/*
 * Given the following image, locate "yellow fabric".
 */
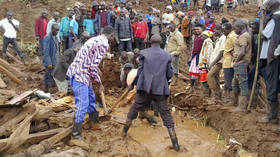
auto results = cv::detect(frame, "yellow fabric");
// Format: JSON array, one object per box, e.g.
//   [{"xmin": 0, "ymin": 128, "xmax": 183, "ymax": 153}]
[
  {"xmin": 222, "ymin": 31, "xmax": 237, "ymax": 68},
  {"xmin": 199, "ymin": 38, "xmax": 213, "ymax": 69},
  {"xmin": 202, "ymin": 31, "xmax": 213, "ymax": 38},
  {"xmin": 166, "ymin": 30, "xmax": 186, "ymax": 56}
]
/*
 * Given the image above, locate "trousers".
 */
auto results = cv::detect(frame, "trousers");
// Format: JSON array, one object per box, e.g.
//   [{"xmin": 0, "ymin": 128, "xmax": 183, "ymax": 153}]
[
  {"xmin": 44, "ymin": 68, "xmax": 56, "ymax": 88},
  {"xmin": 266, "ymin": 59, "xmax": 280, "ymax": 104},
  {"xmin": 119, "ymin": 40, "xmax": 132, "ymax": 52},
  {"xmin": 207, "ymin": 63, "xmax": 222, "ymax": 90},
  {"xmin": 2, "ymin": 36, "xmax": 23, "ymax": 58},
  {"xmin": 232, "ymin": 62, "xmax": 249, "ymax": 96},
  {"xmin": 127, "ymin": 91, "xmax": 174, "ymax": 128},
  {"xmin": 224, "ymin": 68, "xmax": 234, "ymax": 90},
  {"xmin": 70, "ymin": 77, "xmax": 98, "ymax": 123}
]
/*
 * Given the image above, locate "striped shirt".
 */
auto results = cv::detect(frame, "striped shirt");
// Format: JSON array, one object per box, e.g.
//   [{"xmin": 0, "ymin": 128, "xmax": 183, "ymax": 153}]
[{"xmin": 66, "ymin": 35, "xmax": 109, "ymax": 86}]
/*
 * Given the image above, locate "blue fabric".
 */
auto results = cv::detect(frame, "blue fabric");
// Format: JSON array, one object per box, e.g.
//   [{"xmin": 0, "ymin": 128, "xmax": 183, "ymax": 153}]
[
  {"xmin": 68, "ymin": 33, "xmax": 80, "ymax": 49},
  {"xmin": 200, "ymin": 18, "xmax": 205, "ymax": 25},
  {"xmin": 83, "ymin": 18, "xmax": 96, "ymax": 35},
  {"xmin": 59, "ymin": 16, "xmax": 71, "ymax": 38},
  {"xmin": 145, "ymin": 14, "xmax": 154, "ymax": 27},
  {"xmin": 107, "ymin": 10, "xmax": 115, "ymax": 27},
  {"xmin": 70, "ymin": 19, "xmax": 79, "ymax": 35},
  {"xmin": 43, "ymin": 34, "xmax": 58, "ymax": 67},
  {"xmin": 70, "ymin": 77, "xmax": 97, "ymax": 123}
]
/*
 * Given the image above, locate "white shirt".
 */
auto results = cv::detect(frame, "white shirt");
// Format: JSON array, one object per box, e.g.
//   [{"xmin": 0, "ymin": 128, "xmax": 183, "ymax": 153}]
[
  {"xmin": 46, "ymin": 18, "xmax": 60, "ymax": 42},
  {"xmin": 0, "ymin": 18, "xmax": 19, "ymax": 38},
  {"xmin": 260, "ymin": 10, "xmax": 280, "ymax": 59},
  {"xmin": 162, "ymin": 13, "xmax": 174, "ymax": 24}
]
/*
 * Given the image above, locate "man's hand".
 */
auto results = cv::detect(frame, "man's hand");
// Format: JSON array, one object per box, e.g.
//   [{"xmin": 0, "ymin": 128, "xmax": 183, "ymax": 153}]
[{"xmin": 47, "ymin": 65, "xmax": 53, "ymax": 69}]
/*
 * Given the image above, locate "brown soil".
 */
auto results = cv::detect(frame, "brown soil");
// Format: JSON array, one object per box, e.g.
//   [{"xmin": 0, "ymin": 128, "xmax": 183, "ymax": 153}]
[{"xmin": 0, "ymin": 0, "xmax": 271, "ymax": 157}]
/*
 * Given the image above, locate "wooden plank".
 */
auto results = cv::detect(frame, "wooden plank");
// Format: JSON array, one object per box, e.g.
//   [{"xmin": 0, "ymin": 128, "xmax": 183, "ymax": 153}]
[
  {"xmin": 0, "ymin": 77, "xmax": 7, "ymax": 88},
  {"xmin": 0, "ymin": 65, "xmax": 26, "ymax": 87},
  {"xmin": 5, "ymin": 90, "xmax": 34, "ymax": 105},
  {"xmin": 26, "ymin": 128, "xmax": 65, "ymax": 145},
  {"xmin": 0, "ymin": 58, "xmax": 25, "ymax": 77}
]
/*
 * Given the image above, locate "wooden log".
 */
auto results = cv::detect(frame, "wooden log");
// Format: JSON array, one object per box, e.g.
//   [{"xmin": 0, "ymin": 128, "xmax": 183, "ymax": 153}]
[
  {"xmin": 0, "ymin": 109, "xmax": 37, "ymax": 153},
  {"xmin": 24, "ymin": 127, "xmax": 72, "ymax": 156},
  {"xmin": 30, "ymin": 121, "xmax": 49, "ymax": 133},
  {"xmin": 0, "ymin": 107, "xmax": 22, "ymax": 125},
  {"xmin": 6, "ymin": 51, "xmax": 23, "ymax": 65},
  {"xmin": 0, "ymin": 65, "xmax": 26, "ymax": 87},
  {"xmin": 0, "ymin": 58, "xmax": 25, "ymax": 77},
  {"xmin": 26, "ymin": 128, "xmax": 65, "ymax": 145},
  {"xmin": 0, "ymin": 103, "xmax": 36, "ymax": 136},
  {"xmin": 0, "ymin": 77, "xmax": 7, "ymax": 88}
]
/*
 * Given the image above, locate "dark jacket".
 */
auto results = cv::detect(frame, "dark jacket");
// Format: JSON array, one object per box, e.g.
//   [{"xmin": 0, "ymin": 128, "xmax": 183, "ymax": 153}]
[
  {"xmin": 133, "ymin": 45, "xmax": 173, "ymax": 96},
  {"xmin": 43, "ymin": 34, "xmax": 58, "ymax": 67},
  {"xmin": 268, "ymin": 14, "xmax": 280, "ymax": 64},
  {"xmin": 52, "ymin": 49, "xmax": 76, "ymax": 81},
  {"xmin": 114, "ymin": 16, "xmax": 133, "ymax": 40}
]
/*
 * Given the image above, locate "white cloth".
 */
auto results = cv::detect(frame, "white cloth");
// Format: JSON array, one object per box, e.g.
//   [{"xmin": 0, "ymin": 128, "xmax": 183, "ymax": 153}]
[
  {"xmin": 260, "ymin": 10, "xmax": 280, "ymax": 59},
  {"xmin": 46, "ymin": 18, "xmax": 60, "ymax": 42},
  {"xmin": 162, "ymin": 13, "xmax": 174, "ymax": 24},
  {"xmin": 206, "ymin": 0, "xmax": 212, "ymax": 7},
  {"xmin": 209, "ymin": 35, "xmax": 226, "ymax": 64},
  {"xmin": 0, "ymin": 18, "xmax": 19, "ymax": 38},
  {"xmin": 219, "ymin": 0, "xmax": 225, "ymax": 4},
  {"xmin": 127, "ymin": 69, "xmax": 138, "ymax": 86}
]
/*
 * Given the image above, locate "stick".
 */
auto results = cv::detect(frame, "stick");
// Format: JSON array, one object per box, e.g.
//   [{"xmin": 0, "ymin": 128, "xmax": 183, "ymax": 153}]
[
  {"xmin": 248, "ymin": 9, "xmax": 264, "ymax": 109},
  {"xmin": 0, "ymin": 58, "xmax": 25, "ymax": 77},
  {"xmin": 113, "ymin": 88, "xmax": 130, "ymax": 108},
  {"xmin": 6, "ymin": 51, "xmax": 23, "ymax": 65}
]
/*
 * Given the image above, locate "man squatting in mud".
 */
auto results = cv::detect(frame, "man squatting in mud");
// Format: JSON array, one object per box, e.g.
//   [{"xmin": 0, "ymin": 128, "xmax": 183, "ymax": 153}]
[
  {"xmin": 123, "ymin": 34, "xmax": 180, "ymax": 151},
  {"xmin": 66, "ymin": 26, "xmax": 115, "ymax": 139}
]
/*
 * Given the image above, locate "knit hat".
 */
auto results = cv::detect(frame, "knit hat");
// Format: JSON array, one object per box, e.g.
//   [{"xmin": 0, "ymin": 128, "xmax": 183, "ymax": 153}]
[
  {"xmin": 92, "ymin": 1, "xmax": 99, "ymax": 7},
  {"xmin": 166, "ymin": 5, "xmax": 173, "ymax": 11},
  {"xmin": 150, "ymin": 34, "xmax": 162, "ymax": 44},
  {"xmin": 202, "ymin": 31, "xmax": 213, "ymax": 38}
]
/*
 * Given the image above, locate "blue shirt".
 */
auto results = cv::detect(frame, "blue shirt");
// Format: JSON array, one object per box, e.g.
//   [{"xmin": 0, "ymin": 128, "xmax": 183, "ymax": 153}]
[
  {"xmin": 70, "ymin": 19, "xmax": 79, "ymax": 35},
  {"xmin": 59, "ymin": 16, "xmax": 71, "ymax": 38},
  {"xmin": 145, "ymin": 14, "xmax": 154, "ymax": 27},
  {"xmin": 83, "ymin": 18, "xmax": 96, "ymax": 35}
]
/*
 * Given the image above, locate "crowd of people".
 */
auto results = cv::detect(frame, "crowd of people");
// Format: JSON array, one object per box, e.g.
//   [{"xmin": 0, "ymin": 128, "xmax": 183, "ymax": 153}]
[{"xmin": 1, "ymin": 0, "xmax": 280, "ymax": 152}]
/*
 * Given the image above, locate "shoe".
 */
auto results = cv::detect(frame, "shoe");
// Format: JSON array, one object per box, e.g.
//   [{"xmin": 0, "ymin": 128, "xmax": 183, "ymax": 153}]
[
  {"xmin": 72, "ymin": 122, "xmax": 83, "ymax": 139},
  {"xmin": 168, "ymin": 127, "xmax": 180, "ymax": 151},
  {"xmin": 122, "ymin": 119, "xmax": 132, "ymax": 137},
  {"xmin": 89, "ymin": 112, "xmax": 100, "ymax": 130},
  {"xmin": 261, "ymin": 102, "xmax": 279, "ymax": 123},
  {"xmin": 232, "ymin": 96, "xmax": 248, "ymax": 112}
]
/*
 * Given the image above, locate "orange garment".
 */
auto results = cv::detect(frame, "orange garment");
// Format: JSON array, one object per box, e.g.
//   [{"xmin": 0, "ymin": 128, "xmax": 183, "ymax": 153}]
[{"xmin": 181, "ymin": 16, "xmax": 192, "ymax": 37}]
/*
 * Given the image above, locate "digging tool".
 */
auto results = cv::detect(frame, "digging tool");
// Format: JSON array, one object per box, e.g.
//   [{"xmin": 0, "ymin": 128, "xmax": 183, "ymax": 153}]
[
  {"xmin": 98, "ymin": 91, "xmax": 112, "ymax": 121},
  {"xmin": 112, "ymin": 88, "xmax": 130, "ymax": 109},
  {"xmin": 248, "ymin": 2, "xmax": 264, "ymax": 110}
]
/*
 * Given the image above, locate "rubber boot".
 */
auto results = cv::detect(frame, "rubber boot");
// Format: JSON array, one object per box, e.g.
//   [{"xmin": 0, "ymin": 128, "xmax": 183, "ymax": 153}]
[
  {"xmin": 261, "ymin": 102, "xmax": 279, "ymax": 123},
  {"xmin": 228, "ymin": 92, "xmax": 239, "ymax": 106},
  {"xmin": 232, "ymin": 96, "xmax": 248, "ymax": 112},
  {"xmin": 168, "ymin": 127, "xmax": 180, "ymax": 151},
  {"xmin": 72, "ymin": 122, "xmax": 83, "ymax": 139},
  {"xmin": 70, "ymin": 122, "xmax": 90, "ymax": 150},
  {"xmin": 122, "ymin": 118, "xmax": 132, "ymax": 137},
  {"xmin": 89, "ymin": 112, "xmax": 100, "ymax": 130}
]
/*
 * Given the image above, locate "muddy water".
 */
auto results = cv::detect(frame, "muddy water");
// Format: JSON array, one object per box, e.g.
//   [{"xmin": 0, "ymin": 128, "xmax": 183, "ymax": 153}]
[{"xmin": 112, "ymin": 106, "xmax": 226, "ymax": 157}]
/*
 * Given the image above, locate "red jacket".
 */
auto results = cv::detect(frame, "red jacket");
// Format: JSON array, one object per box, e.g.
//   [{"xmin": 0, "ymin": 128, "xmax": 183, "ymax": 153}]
[
  {"xmin": 132, "ymin": 21, "xmax": 148, "ymax": 39},
  {"xmin": 35, "ymin": 16, "xmax": 49, "ymax": 39}
]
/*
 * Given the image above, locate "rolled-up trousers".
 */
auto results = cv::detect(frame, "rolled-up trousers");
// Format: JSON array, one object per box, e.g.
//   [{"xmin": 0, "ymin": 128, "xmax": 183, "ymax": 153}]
[{"xmin": 127, "ymin": 91, "xmax": 174, "ymax": 128}]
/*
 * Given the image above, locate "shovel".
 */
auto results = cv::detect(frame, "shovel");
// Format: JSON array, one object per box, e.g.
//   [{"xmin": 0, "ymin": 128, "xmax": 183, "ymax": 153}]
[{"xmin": 98, "ymin": 91, "xmax": 113, "ymax": 122}]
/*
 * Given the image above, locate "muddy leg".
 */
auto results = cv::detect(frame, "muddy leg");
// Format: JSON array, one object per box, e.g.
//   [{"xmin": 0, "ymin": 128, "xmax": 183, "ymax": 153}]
[
  {"xmin": 123, "ymin": 92, "xmax": 151, "ymax": 137},
  {"xmin": 154, "ymin": 95, "xmax": 179, "ymax": 151}
]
